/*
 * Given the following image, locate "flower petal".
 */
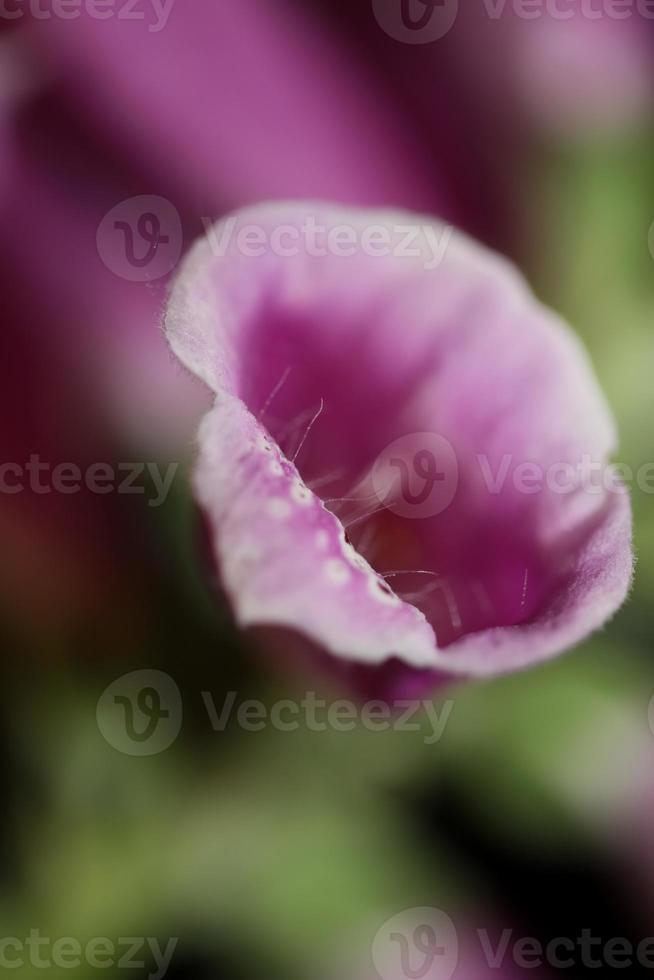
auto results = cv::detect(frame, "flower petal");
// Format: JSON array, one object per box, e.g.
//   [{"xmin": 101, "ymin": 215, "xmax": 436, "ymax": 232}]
[
  {"xmin": 29, "ymin": 1, "xmax": 442, "ymax": 212},
  {"xmin": 436, "ymin": 487, "xmax": 633, "ymax": 677},
  {"xmin": 194, "ymin": 396, "xmax": 437, "ymax": 668},
  {"xmin": 0, "ymin": 136, "xmax": 208, "ymax": 453},
  {"xmin": 167, "ymin": 202, "xmax": 632, "ymax": 680}
]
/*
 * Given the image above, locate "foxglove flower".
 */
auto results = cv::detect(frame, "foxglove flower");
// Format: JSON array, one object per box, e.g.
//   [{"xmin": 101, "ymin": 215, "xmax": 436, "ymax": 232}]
[{"xmin": 166, "ymin": 203, "xmax": 632, "ymax": 690}]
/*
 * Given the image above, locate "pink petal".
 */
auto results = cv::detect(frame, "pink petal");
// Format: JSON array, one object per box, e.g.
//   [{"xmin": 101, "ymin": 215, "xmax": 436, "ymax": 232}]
[
  {"xmin": 0, "ymin": 135, "xmax": 208, "ymax": 452},
  {"xmin": 29, "ymin": 0, "xmax": 443, "ymax": 212},
  {"xmin": 166, "ymin": 202, "xmax": 633, "ymax": 681},
  {"xmin": 194, "ymin": 398, "xmax": 437, "ymax": 668}
]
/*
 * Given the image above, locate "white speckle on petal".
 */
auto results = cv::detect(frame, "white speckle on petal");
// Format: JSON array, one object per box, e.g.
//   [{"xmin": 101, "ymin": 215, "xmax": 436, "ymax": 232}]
[
  {"xmin": 269, "ymin": 461, "xmax": 283, "ymax": 476},
  {"xmin": 291, "ymin": 479, "xmax": 312, "ymax": 506},
  {"xmin": 343, "ymin": 542, "xmax": 370, "ymax": 572},
  {"xmin": 324, "ymin": 559, "xmax": 351, "ymax": 585},
  {"xmin": 267, "ymin": 497, "xmax": 291, "ymax": 520},
  {"xmin": 316, "ymin": 530, "xmax": 330, "ymax": 551},
  {"xmin": 238, "ymin": 545, "xmax": 262, "ymax": 564}
]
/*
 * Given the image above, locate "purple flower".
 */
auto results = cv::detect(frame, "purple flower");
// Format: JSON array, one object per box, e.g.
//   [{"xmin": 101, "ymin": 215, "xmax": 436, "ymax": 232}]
[
  {"xmin": 28, "ymin": 0, "xmax": 444, "ymax": 213},
  {"xmin": 1, "ymin": 0, "xmax": 447, "ymax": 453},
  {"xmin": 166, "ymin": 202, "xmax": 632, "ymax": 690}
]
